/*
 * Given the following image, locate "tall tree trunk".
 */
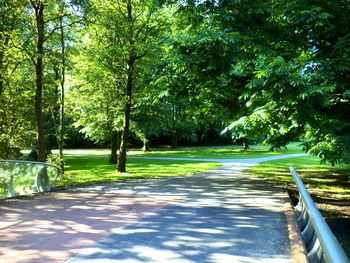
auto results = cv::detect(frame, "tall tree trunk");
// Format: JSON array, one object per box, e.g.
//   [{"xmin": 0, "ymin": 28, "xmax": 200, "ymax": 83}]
[
  {"xmin": 117, "ymin": 57, "xmax": 134, "ymax": 172},
  {"xmin": 171, "ymin": 126, "xmax": 177, "ymax": 149},
  {"xmin": 59, "ymin": 16, "xmax": 65, "ymax": 172},
  {"xmin": 242, "ymin": 137, "xmax": 249, "ymax": 150},
  {"xmin": 117, "ymin": 0, "xmax": 134, "ymax": 173},
  {"xmin": 142, "ymin": 136, "xmax": 150, "ymax": 152},
  {"xmin": 171, "ymin": 102, "xmax": 177, "ymax": 149},
  {"xmin": 109, "ymin": 130, "xmax": 119, "ymax": 164},
  {"xmin": 33, "ymin": 1, "xmax": 46, "ymax": 162}
]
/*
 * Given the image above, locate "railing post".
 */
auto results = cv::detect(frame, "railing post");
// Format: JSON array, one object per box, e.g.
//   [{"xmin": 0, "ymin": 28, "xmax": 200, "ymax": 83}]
[{"xmin": 9, "ymin": 175, "xmax": 15, "ymax": 197}]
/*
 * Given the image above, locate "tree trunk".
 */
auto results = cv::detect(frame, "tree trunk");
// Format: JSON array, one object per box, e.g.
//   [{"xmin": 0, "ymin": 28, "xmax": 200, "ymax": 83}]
[
  {"xmin": 142, "ymin": 136, "xmax": 150, "ymax": 152},
  {"xmin": 242, "ymin": 137, "xmax": 249, "ymax": 150},
  {"xmin": 117, "ymin": 0, "xmax": 134, "ymax": 173},
  {"xmin": 171, "ymin": 102, "xmax": 177, "ymax": 149},
  {"xmin": 117, "ymin": 58, "xmax": 134, "ymax": 172},
  {"xmin": 59, "ymin": 16, "xmax": 65, "ymax": 172},
  {"xmin": 34, "ymin": 1, "xmax": 46, "ymax": 162},
  {"xmin": 171, "ymin": 126, "xmax": 177, "ymax": 149},
  {"xmin": 109, "ymin": 130, "xmax": 119, "ymax": 164}
]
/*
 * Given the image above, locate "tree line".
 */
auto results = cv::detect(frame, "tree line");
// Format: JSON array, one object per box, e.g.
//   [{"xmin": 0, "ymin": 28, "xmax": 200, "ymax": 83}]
[{"xmin": 0, "ymin": 0, "xmax": 349, "ymax": 172}]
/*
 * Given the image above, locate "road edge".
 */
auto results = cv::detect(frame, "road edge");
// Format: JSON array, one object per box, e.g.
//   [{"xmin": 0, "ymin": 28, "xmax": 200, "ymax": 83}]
[{"xmin": 284, "ymin": 201, "xmax": 309, "ymax": 263}]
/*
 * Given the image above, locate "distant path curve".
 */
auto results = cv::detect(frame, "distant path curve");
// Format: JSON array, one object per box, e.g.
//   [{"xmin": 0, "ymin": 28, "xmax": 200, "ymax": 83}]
[{"xmin": 130, "ymin": 153, "xmax": 309, "ymax": 164}]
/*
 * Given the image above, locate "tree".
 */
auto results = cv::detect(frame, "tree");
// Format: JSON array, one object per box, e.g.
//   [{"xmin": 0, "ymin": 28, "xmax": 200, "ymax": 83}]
[
  {"xmin": 46, "ymin": 1, "xmax": 84, "ymax": 169},
  {"xmin": 27, "ymin": 0, "xmax": 47, "ymax": 161},
  {"xmin": 283, "ymin": 0, "xmax": 350, "ymax": 165},
  {"xmin": 158, "ymin": 0, "xmax": 274, "ymax": 148},
  {"xmin": 69, "ymin": 1, "xmax": 128, "ymax": 164},
  {"xmin": 84, "ymin": 0, "xmax": 165, "ymax": 172},
  {"xmin": 20, "ymin": 0, "xmax": 80, "ymax": 162},
  {"xmin": 0, "ymin": 1, "xmax": 35, "ymax": 159},
  {"xmin": 67, "ymin": 66, "xmax": 124, "ymax": 163},
  {"xmin": 222, "ymin": 0, "xmax": 350, "ymax": 165},
  {"xmin": 116, "ymin": 0, "xmax": 165, "ymax": 172}
]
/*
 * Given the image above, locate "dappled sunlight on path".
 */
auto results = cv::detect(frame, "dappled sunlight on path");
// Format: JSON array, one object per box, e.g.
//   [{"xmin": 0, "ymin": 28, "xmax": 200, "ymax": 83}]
[
  {"xmin": 0, "ymin": 193, "xmax": 171, "ymax": 263},
  {"xmin": 0, "ymin": 154, "xmax": 304, "ymax": 262}
]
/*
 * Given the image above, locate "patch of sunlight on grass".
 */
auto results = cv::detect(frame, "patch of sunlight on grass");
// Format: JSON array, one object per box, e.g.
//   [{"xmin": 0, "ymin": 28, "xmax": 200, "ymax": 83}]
[
  {"xmin": 248, "ymin": 155, "xmax": 350, "ymax": 203},
  {"xmin": 54, "ymin": 155, "xmax": 220, "ymax": 189},
  {"xmin": 131, "ymin": 142, "xmax": 304, "ymax": 159},
  {"xmin": 27, "ymin": 142, "xmax": 303, "ymax": 160}
]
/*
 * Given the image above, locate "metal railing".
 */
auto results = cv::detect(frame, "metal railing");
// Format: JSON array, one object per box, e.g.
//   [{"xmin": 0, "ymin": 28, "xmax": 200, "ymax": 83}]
[
  {"xmin": 290, "ymin": 166, "xmax": 350, "ymax": 263},
  {"xmin": 0, "ymin": 160, "xmax": 61, "ymax": 199}
]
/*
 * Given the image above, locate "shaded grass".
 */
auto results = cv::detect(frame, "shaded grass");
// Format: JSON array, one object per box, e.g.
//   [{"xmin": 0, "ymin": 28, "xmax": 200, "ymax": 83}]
[
  {"xmin": 132, "ymin": 142, "xmax": 303, "ymax": 159},
  {"xmin": 247, "ymin": 155, "xmax": 350, "ymax": 211},
  {"xmin": 54, "ymin": 155, "xmax": 220, "ymax": 189}
]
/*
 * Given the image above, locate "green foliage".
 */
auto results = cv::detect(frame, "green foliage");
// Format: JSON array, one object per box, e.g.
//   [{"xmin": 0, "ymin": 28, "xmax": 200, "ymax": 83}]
[
  {"xmin": 0, "ymin": 1, "xmax": 34, "ymax": 158},
  {"xmin": 219, "ymin": 0, "xmax": 350, "ymax": 164},
  {"xmin": 305, "ymin": 135, "xmax": 350, "ymax": 166},
  {"xmin": 1, "ymin": 0, "xmax": 349, "ymax": 168},
  {"xmin": 46, "ymin": 154, "xmax": 65, "ymax": 168}
]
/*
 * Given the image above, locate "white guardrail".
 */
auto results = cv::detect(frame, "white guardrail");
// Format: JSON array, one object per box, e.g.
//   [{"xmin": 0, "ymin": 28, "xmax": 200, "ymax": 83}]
[
  {"xmin": 290, "ymin": 166, "xmax": 350, "ymax": 263},
  {"xmin": 0, "ymin": 160, "xmax": 61, "ymax": 198}
]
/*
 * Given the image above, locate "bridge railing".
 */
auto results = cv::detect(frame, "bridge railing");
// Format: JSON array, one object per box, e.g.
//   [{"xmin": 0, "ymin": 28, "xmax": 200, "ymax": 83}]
[
  {"xmin": 290, "ymin": 166, "xmax": 349, "ymax": 263},
  {"xmin": 0, "ymin": 160, "xmax": 61, "ymax": 199}
]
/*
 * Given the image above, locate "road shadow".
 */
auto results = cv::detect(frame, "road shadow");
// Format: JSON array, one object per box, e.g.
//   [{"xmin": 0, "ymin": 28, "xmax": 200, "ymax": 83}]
[{"xmin": 66, "ymin": 204, "xmax": 290, "ymax": 263}]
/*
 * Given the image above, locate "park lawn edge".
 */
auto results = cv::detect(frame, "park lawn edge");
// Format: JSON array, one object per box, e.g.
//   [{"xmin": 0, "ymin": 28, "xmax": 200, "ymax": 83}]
[
  {"xmin": 245, "ymin": 155, "xmax": 350, "ymax": 218},
  {"xmin": 245, "ymin": 155, "xmax": 350, "ymax": 256},
  {"xmin": 54, "ymin": 156, "xmax": 221, "ymax": 189}
]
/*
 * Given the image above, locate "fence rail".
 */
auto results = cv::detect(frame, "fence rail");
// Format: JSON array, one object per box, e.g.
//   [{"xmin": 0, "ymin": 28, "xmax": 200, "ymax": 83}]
[
  {"xmin": 0, "ymin": 160, "xmax": 61, "ymax": 199},
  {"xmin": 290, "ymin": 166, "xmax": 350, "ymax": 263}
]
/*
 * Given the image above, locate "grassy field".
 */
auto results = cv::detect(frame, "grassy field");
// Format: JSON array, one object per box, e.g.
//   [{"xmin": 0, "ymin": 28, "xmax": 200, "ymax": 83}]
[
  {"xmin": 246, "ymin": 155, "xmax": 350, "ymax": 255},
  {"xmin": 47, "ymin": 142, "xmax": 303, "ymax": 160},
  {"xmin": 247, "ymin": 155, "xmax": 350, "ymax": 217},
  {"xmin": 54, "ymin": 155, "xmax": 220, "ymax": 189},
  {"xmin": 130, "ymin": 142, "xmax": 303, "ymax": 159},
  {"xmin": 54, "ymin": 143, "xmax": 303, "ymax": 188}
]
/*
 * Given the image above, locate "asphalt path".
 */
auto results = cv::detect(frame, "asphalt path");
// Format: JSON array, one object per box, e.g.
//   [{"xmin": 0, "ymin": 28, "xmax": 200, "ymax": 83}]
[{"xmin": 0, "ymin": 154, "xmax": 307, "ymax": 263}]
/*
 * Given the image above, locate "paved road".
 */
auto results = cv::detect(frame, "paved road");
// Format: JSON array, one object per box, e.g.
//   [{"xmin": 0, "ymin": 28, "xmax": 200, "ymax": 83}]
[{"xmin": 0, "ymin": 154, "xmax": 307, "ymax": 263}]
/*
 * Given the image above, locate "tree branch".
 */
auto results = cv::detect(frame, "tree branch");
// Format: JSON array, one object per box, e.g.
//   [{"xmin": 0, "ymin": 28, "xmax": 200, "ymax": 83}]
[
  {"xmin": 10, "ymin": 62, "xmax": 21, "ymax": 76},
  {"xmin": 44, "ymin": 13, "xmax": 69, "ymax": 24},
  {"xmin": 10, "ymin": 39, "xmax": 36, "ymax": 65},
  {"xmin": 111, "ymin": 0, "xmax": 126, "ymax": 19},
  {"xmin": 29, "ymin": 0, "xmax": 37, "ymax": 9},
  {"xmin": 44, "ymin": 19, "xmax": 83, "ymax": 41}
]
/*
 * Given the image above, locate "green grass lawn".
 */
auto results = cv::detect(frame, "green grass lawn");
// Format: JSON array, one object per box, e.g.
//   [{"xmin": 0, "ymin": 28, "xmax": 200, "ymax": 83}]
[
  {"xmin": 47, "ymin": 142, "xmax": 303, "ymax": 159},
  {"xmin": 131, "ymin": 142, "xmax": 303, "ymax": 159},
  {"xmin": 247, "ymin": 155, "xmax": 350, "ymax": 210},
  {"xmin": 54, "ymin": 155, "xmax": 220, "ymax": 189},
  {"xmin": 53, "ymin": 143, "xmax": 303, "ymax": 188}
]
